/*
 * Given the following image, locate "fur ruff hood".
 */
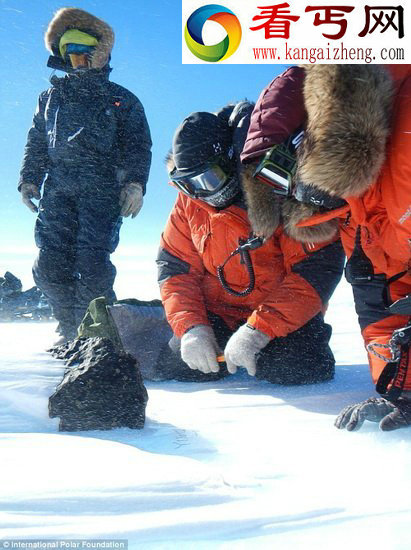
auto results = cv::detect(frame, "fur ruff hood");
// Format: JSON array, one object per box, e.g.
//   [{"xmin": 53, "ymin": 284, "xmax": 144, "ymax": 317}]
[
  {"xmin": 243, "ymin": 64, "xmax": 393, "ymax": 242},
  {"xmin": 45, "ymin": 8, "xmax": 114, "ymax": 70},
  {"xmin": 297, "ymin": 64, "xmax": 393, "ymax": 198}
]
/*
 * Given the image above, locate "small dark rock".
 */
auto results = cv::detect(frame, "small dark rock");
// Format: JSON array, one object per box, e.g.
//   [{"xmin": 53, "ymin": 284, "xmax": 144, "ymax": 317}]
[
  {"xmin": 0, "ymin": 271, "xmax": 52, "ymax": 321},
  {"xmin": 49, "ymin": 337, "xmax": 148, "ymax": 432}
]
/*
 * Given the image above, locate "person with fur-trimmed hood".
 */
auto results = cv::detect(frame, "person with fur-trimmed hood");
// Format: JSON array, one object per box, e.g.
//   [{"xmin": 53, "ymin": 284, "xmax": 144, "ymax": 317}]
[
  {"xmin": 18, "ymin": 8, "xmax": 152, "ymax": 344},
  {"xmin": 155, "ymin": 100, "xmax": 344, "ymax": 383},
  {"xmin": 241, "ymin": 65, "xmax": 411, "ymax": 431}
]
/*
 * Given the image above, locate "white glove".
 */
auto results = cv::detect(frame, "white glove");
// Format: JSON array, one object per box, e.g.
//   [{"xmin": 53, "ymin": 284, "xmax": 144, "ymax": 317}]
[
  {"xmin": 224, "ymin": 324, "xmax": 270, "ymax": 376},
  {"xmin": 20, "ymin": 183, "xmax": 41, "ymax": 213},
  {"xmin": 119, "ymin": 182, "xmax": 144, "ymax": 218},
  {"xmin": 180, "ymin": 325, "xmax": 220, "ymax": 374}
]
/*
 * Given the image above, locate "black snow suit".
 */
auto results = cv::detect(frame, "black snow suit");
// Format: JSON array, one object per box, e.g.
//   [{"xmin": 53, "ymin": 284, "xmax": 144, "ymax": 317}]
[{"xmin": 19, "ymin": 68, "xmax": 152, "ymax": 337}]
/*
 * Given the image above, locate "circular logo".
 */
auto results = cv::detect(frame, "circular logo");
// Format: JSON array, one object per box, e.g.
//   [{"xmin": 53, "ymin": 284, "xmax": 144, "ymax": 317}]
[{"xmin": 185, "ymin": 4, "xmax": 242, "ymax": 62}]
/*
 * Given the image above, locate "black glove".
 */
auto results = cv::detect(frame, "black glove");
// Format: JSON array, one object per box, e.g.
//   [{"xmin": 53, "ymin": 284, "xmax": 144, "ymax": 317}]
[{"xmin": 335, "ymin": 397, "xmax": 411, "ymax": 432}]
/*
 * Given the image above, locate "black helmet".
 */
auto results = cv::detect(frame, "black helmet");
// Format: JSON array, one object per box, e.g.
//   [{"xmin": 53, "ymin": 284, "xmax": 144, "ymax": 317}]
[{"xmin": 170, "ymin": 111, "xmax": 240, "ymax": 207}]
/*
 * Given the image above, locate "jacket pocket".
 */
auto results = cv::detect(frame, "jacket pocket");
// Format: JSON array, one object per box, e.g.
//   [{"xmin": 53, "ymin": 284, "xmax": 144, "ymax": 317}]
[
  {"xmin": 84, "ymin": 107, "xmax": 118, "ymax": 154},
  {"xmin": 191, "ymin": 218, "xmax": 211, "ymax": 254}
]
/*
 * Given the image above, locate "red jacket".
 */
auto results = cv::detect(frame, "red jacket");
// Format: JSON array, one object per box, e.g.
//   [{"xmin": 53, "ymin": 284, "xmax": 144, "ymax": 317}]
[{"xmin": 158, "ymin": 193, "xmax": 344, "ymax": 339}]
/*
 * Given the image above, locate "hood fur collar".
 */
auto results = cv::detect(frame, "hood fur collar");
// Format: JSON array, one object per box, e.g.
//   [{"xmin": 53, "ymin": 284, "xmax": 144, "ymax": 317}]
[
  {"xmin": 241, "ymin": 164, "xmax": 282, "ymax": 238},
  {"xmin": 297, "ymin": 64, "xmax": 393, "ymax": 198},
  {"xmin": 45, "ymin": 8, "xmax": 114, "ymax": 70}
]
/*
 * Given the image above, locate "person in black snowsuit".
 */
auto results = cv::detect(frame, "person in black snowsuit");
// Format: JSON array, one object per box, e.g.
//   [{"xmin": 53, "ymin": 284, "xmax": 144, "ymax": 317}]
[{"xmin": 18, "ymin": 8, "xmax": 152, "ymax": 343}]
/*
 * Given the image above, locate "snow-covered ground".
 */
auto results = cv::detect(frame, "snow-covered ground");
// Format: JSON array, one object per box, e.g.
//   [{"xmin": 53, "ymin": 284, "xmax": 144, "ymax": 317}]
[{"xmin": 1, "ymin": 280, "xmax": 410, "ymax": 549}]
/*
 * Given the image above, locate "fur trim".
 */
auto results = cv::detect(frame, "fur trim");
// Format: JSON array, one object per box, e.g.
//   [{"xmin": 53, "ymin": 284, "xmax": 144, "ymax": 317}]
[
  {"xmin": 281, "ymin": 199, "xmax": 339, "ymax": 243},
  {"xmin": 45, "ymin": 8, "xmax": 114, "ymax": 69},
  {"xmin": 297, "ymin": 65, "xmax": 393, "ymax": 198},
  {"xmin": 241, "ymin": 163, "xmax": 282, "ymax": 238}
]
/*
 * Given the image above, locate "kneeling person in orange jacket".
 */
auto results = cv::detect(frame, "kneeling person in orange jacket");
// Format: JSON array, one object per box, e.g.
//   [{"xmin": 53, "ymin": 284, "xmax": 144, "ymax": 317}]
[{"xmin": 155, "ymin": 102, "xmax": 345, "ymax": 383}]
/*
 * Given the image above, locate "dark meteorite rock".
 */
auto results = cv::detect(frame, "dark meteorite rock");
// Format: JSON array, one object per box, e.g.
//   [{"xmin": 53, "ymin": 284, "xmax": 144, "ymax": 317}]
[{"xmin": 49, "ymin": 338, "xmax": 148, "ymax": 432}]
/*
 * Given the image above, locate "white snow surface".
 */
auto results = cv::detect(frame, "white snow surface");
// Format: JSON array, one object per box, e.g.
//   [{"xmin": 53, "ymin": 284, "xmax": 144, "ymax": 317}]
[{"xmin": 0, "ymin": 281, "xmax": 410, "ymax": 549}]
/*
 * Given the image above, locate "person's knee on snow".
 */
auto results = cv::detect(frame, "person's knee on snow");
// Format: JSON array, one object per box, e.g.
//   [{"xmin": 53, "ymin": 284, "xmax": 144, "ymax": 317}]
[{"xmin": 255, "ymin": 314, "xmax": 335, "ymax": 385}]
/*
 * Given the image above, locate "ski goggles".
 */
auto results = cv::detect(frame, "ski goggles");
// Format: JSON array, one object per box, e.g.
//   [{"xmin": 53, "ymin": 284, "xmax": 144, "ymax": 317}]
[
  {"xmin": 253, "ymin": 141, "xmax": 298, "ymax": 197},
  {"xmin": 65, "ymin": 43, "xmax": 96, "ymax": 56},
  {"xmin": 253, "ymin": 137, "xmax": 347, "ymax": 211},
  {"xmin": 169, "ymin": 162, "xmax": 231, "ymax": 199}
]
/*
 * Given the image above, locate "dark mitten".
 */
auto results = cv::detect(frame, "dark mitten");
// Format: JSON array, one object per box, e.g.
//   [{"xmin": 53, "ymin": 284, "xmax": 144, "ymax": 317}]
[
  {"xmin": 335, "ymin": 397, "xmax": 395, "ymax": 431},
  {"xmin": 379, "ymin": 398, "xmax": 411, "ymax": 431}
]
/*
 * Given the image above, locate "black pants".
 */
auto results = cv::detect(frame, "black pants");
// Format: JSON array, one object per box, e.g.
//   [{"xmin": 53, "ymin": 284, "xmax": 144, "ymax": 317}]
[
  {"xmin": 156, "ymin": 312, "xmax": 335, "ymax": 384},
  {"xmin": 33, "ymin": 179, "xmax": 122, "ymax": 338}
]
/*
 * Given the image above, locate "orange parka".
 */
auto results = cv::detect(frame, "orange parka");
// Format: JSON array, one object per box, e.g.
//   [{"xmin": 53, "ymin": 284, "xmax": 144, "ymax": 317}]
[{"xmin": 158, "ymin": 192, "xmax": 344, "ymax": 340}]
